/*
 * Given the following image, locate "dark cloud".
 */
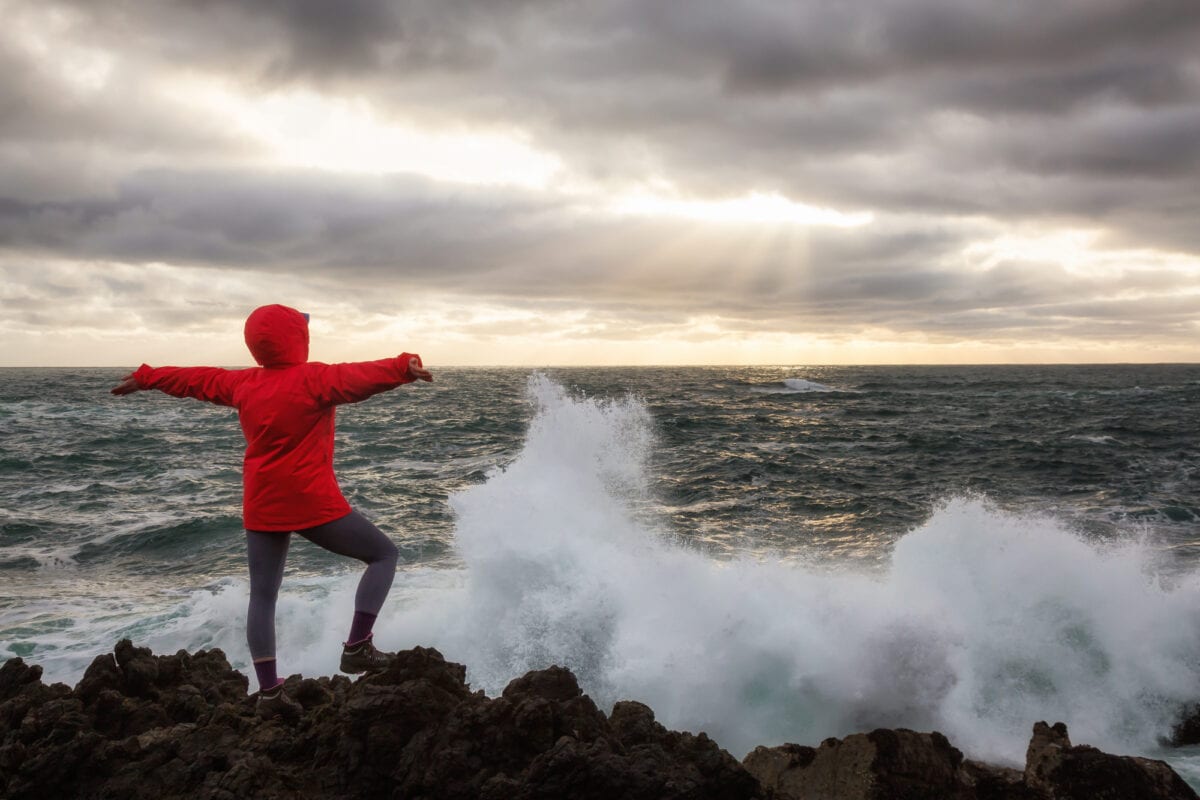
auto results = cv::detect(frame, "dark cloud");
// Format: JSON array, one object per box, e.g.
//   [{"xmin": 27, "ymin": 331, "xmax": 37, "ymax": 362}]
[
  {"xmin": 43, "ymin": 0, "xmax": 520, "ymax": 85},
  {"xmin": 930, "ymin": 57, "xmax": 1199, "ymax": 116},
  {"xmin": 688, "ymin": 0, "xmax": 1199, "ymax": 94},
  {"xmin": 7, "ymin": 1, "xmax": 1199, "ymax": 217}
]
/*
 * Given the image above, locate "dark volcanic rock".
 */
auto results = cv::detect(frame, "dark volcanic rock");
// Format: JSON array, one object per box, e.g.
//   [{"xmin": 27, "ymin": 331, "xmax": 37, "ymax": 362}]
[
  {"xmin": 0, "ymin": 640, "xmax": 764, "ymax": 800},
  {"xmin": 4, "ymin": 643, "xmax": 1198, "ymax": 799},
  {"xmin": 743, "ymin": 721, "xmax": 1197, "ymax": 800},
  {"xmin": 1024, "ymin": 720, "xmax": 1197, "ymax": 800},
  {"xmin": 744, "ymin": 728, "xmax": 975, "ymax": 800},
  {"xmin": 1172, "ymin": 704, "xmax": 1200, "ymax": 747}
]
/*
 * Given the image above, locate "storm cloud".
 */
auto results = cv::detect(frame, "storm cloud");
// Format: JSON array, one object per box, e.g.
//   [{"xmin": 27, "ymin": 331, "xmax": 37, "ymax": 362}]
[{"xmin": 1, "ymin": 0, "xmax": 1198, "ymax": 364}]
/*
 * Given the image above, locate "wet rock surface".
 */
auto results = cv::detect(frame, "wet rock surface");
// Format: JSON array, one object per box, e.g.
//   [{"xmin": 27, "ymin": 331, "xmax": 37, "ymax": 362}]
[
  {"xmin": 744, "ymin": 721, "xmax": 1197, "ymax": 800},
  {"xmin": 2, "ymin": 642, "xmax": 1196, "ymax": 799},
  {"xmin": 0, "ymin": 642, "xmax": 757, "ymax": 800},
  {"xmin": 1172, "ymin": 704, "xmax": 1200, "ymax": 747}
]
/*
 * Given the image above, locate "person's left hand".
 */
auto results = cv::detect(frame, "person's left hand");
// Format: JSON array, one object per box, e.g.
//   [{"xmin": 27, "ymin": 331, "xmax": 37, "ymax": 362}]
[
  {"xmin": 111, "ymin": 373, "xmax": 141, "ymax": 395},
  {"xmin": 408, "ymin": 357, "xmax": 433, "ymax": 382}
]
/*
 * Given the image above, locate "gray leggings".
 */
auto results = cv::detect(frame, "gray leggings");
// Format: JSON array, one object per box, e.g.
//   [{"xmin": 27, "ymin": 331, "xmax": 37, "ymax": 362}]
[{"xmin": 245, "ymin": 510, "xmax": 399, "ymax": 660}]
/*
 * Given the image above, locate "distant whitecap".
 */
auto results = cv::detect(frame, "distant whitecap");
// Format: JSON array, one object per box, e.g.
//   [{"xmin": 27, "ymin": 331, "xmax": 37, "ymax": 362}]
[{"xmin": 751, "ymin": 377, "xmax": 835, "ymax": 394}]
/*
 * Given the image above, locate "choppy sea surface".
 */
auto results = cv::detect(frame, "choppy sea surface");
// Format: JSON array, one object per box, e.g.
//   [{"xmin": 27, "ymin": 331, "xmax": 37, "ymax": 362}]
[{"xmin": 2, "ymin": 365, "xmax": 1200, "ymax": 777}]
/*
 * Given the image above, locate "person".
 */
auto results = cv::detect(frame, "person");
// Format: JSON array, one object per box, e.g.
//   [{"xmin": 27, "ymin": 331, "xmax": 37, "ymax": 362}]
[{"xmin": 111, "ymin": 303, "xmax": 433, "ymax": 718}]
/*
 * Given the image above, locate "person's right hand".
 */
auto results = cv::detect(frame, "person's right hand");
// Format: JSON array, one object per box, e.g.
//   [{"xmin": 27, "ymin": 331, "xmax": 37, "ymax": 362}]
[
  {"xmin": 408, "ymin": 357, "xmax": 433, "ymax": 382},
  {"xmin": 111, "ymin": 373, "xmax": 141, "ymax": 395}
]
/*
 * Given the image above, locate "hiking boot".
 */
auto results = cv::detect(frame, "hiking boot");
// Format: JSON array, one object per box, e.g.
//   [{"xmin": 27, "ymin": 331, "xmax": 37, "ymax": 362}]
[
  {"xmin": 340, "ymin": 634, "xmax": 394, "ymax": 674},
  {"xmin": 256, "ymin": 681, "xmax": 302, "ymax": 721}
]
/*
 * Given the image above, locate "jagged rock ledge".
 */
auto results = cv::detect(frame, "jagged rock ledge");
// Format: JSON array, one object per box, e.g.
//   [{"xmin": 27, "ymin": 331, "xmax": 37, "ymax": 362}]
[{"xmin": 0, "ymin": 640, "xmax": 1195, "ymax": 799}]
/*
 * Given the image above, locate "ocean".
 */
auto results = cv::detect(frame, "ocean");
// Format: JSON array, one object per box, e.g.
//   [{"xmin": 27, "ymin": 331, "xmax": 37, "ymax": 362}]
[{"xmin": 2, "ymin": 364, "xmax": 1199, "ymax": 778}]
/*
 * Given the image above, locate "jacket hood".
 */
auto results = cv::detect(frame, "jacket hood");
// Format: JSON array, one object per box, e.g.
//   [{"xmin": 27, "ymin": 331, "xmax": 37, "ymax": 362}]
[{"xmin": 244, "ymin": 304, "xmax": 309, "ymax": 367}]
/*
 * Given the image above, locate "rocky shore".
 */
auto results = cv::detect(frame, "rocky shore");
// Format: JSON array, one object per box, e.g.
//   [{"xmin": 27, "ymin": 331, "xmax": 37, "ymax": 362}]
[{"xmin": 1, "ymin": 640, "xmax": 1195, "ymax": 799}]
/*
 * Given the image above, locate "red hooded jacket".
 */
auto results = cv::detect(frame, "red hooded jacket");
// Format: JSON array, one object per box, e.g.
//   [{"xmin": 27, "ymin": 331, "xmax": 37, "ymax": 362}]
[{"xmin": 132, "ymin": 304, "xmax": 422, "ymax": 532}]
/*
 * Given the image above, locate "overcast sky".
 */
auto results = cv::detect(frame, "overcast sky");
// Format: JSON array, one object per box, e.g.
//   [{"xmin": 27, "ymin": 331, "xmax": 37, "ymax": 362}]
[{"xmin": 1, "ymin": 0, "xmax": 1198, "ymax": 366}]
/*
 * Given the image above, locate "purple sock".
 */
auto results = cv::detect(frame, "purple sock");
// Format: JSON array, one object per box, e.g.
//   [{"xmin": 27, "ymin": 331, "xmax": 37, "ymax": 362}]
[
  {"xmin": 253, "ymin": 659, "xmax": 279, "ymax": 691},
  {"xmin": 347, "ymin": 611, "xmax": 377, "ymax": 645}
]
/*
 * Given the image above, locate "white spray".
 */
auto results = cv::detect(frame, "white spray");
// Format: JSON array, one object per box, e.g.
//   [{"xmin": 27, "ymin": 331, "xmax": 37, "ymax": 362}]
[{"xmin": 383, "ymin": 374, "xmax": 1200, "ymax": 764}]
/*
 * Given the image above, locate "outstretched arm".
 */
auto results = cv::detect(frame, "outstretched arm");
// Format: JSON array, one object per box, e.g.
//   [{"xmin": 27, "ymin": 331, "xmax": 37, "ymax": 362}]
[
  {"xmin": 111, "ymin": 373, "xmax": 141, "ymax": 395},
  {"xmin": 407, "ymin": 357, "xmax": 433, "ymax": 383},
  {"xmin": 111, "ymin": 364, "xmax": 245, "ymax": 407},
  {"xmin": 310, "ymin": 353, "xmax": 432, "ymax": 406}
]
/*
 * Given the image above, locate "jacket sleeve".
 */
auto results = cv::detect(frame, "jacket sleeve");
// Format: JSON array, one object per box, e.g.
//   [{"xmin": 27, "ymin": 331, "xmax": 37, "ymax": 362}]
[
  {"xmin": 309, "ymin": 353, "xmax": 422, "ymax": 407},
  {"xmin": 132, "ymin": 364, "xmax": 244, "ymax": 407}
]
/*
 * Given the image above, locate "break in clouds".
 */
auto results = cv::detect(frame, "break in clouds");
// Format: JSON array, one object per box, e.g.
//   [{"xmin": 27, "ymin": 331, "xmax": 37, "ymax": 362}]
[{"xmin": 1, "ymin": 0, "xmax": 1199, "ymax": 361}]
